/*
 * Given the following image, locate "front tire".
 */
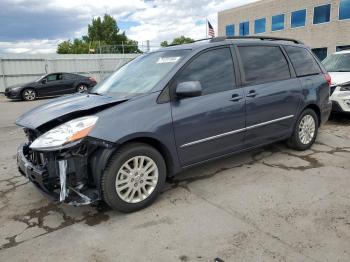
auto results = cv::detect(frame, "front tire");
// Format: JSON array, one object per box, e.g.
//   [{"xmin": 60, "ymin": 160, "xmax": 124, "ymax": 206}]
[
  {"xmin": 287, "ymin": 109, "xmax": 318, "ymax": 150},
  {"xmin": 21, "ymin": 88, "xmax": 36, "ymax": 101},
  {"xmin": 101, "ymin": 143, "xmax": 166, "ymax": 212}
]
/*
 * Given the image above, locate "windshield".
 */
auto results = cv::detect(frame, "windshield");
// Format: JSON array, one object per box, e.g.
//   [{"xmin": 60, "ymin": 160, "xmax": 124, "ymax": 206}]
[
  {"xmin": 92, "ymin": 50, "xmax": 190, "ymax": 96},
  {"xmin": 323, "ymin": 53, "xmax": 350, "ymax": 72},
  {"xmin": 34, "ymin": 75, "xmax": 46, "ymax": 82}
]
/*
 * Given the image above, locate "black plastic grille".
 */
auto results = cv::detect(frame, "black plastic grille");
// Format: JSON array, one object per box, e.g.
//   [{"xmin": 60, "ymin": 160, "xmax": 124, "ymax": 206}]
[{"xmin": 330, "ymin": 86, "xmax": 336, "ymax": 96}]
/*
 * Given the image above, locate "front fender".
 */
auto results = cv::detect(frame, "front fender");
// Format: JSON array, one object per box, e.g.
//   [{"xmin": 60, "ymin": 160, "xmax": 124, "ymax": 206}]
[{"xmin": 89, "ymin": 92, "xmax": 182, "ymax": 175}]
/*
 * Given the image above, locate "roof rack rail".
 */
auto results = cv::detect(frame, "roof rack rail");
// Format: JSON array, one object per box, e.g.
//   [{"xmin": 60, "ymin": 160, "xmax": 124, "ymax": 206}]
[{"xmin": 209, "ymin": 36, "xmax": 303, "ymax": 44}]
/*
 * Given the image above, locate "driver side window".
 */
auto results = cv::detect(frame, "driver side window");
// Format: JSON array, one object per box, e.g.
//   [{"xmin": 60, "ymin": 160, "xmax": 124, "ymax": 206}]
[{"xmin": 175, "ymin": 47, "xmax": 236, "ymax": 95}]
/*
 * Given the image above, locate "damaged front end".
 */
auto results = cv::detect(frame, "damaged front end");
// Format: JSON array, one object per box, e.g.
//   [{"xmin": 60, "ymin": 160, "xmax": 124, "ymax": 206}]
[
  {"xmin": 17, "ymin": 126, "xmax": 114, "ymax": 206},
  {"xmin": 14, "ymin": 93, "xmax": 130, "ymax": 206}
]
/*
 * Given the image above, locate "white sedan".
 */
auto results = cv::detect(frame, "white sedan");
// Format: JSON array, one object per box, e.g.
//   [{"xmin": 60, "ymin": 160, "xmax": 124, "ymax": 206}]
[{"xmin": 323, "ymin": 50, "xmax": 350, "ymax": 113}]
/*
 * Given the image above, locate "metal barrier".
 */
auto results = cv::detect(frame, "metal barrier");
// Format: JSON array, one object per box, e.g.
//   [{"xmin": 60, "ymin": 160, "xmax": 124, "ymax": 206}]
[{"xmin": 0, "ymin": 54, "xmax": 140, "ymax": 92}]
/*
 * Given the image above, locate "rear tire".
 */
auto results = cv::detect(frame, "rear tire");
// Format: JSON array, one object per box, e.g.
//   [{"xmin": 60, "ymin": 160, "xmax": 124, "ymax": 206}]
[
  {"xmin": 76, "ymin": 84, "xmax": 88, "ymax": 93},
  {"xmin": 21, "ymin": 88, "xmax": 36, "ymax": 101},
  {"xmin": 287, "ymin": 109, "xmax": 318, "ymax": 150},
  {"xmin": 101, "ymin": 143, "xmax": 166, "ymax": 212}
]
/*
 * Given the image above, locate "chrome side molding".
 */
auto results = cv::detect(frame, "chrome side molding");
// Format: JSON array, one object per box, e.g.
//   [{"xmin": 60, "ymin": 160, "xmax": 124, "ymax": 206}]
[{"xmin": 180, "ymin": 115, "xmax": 294, "ymax": 148}]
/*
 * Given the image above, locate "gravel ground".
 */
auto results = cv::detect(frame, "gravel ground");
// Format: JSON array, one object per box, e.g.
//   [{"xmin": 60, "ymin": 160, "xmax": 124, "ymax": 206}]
[{"xmin": 0, "ymin": 95, "xmax": 349, "ymax": 262}]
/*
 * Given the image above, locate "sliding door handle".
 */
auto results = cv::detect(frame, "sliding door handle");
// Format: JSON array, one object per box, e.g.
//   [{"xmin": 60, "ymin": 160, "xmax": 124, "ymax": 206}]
[{"xmin": 246, "ymin": 90, "xmax": 257, "ymax": 98}]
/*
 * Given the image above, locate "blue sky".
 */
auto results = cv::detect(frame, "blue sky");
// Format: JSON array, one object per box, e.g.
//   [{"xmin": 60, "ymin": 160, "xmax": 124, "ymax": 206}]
[{"xmin": 0, "ymin": 0, "xmax": 257, "ymax": 53}]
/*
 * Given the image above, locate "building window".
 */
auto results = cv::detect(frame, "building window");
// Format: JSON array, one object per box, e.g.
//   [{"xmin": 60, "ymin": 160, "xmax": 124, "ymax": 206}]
[
  {"xmin": 226, "ymin": 24, "xmax": 235, "ymax": 36},
  {"xmin": 311, "ymin": 48, "xmax": 328, "ymax": 61},
  {"xmin": 291, "ymin": 9, "xmax": 306, "ymax": 28},
  {"xmin": 339, "ymin": 0, "xmax": 350, "ymax": 20},
  {"xmin": 254, "ymin": 18, "xmax": 266, "ymax": 34},
  {"xmin": 239, "ymin": 21, "xmax": 249, "ymax": 36},
  {"xmin": 336, "ymin": 45, "xmax": 350, "ymax": 52},
  {"xmin": 313, "ymin": 4, "xmax": 331, "ymax": 24},
  {"xmin": 272, "ymin": 14, "xmax": 285, "ymax": 31}
]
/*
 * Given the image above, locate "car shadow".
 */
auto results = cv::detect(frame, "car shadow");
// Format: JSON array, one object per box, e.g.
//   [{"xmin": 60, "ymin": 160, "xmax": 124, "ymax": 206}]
[
  {"xmin": 5, "ymin": 96, "xmax": 59, "ymax": 103},
  {"xmin": 328, "ymin": 112, "xmax": 350, "ymax": 125}
]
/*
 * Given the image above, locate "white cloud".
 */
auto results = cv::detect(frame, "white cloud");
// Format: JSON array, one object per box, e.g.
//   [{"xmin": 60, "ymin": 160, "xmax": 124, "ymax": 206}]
[
  {"xmin": 0, "ymin": 0, "xmax": 259, "ymax": 53},
  {"xmin": 125, "ymin": 0, "xmax": 259, "ymax": 45},
  {"xmin": 0, "ymin": 39, "xmax": 62, "ymax": 54}
]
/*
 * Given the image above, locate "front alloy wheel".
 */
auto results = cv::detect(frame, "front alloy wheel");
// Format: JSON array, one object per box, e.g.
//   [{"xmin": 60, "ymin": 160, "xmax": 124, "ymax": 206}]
[
  {"xmin": 115, "ymin": 156, "xmax": 159, "ymax": 204},
  {"xmin": 22, "ymin": 89, "xmax": 36, "ymax": 101},
  {"xmin": 101, "ymin": 143, "xmax": 166, "ymax": 212}
]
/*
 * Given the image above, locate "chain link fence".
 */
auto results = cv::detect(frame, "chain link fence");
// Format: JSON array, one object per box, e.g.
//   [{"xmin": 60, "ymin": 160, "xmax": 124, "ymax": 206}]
[{"xmin": 95, "ymin": 42, "xmax": 161, "ymax": 54}]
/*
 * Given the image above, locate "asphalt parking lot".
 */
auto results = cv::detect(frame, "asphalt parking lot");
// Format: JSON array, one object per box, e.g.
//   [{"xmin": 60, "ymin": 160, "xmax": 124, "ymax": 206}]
[{"xmin": 0, "ymin": 95, "xmax": 349, "ymax": 262}]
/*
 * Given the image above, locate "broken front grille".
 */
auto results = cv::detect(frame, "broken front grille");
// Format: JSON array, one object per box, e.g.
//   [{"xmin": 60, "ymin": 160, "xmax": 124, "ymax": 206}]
[{"xmin": 23, "ymin": 128, "xmax": 45, "ymax": 166}]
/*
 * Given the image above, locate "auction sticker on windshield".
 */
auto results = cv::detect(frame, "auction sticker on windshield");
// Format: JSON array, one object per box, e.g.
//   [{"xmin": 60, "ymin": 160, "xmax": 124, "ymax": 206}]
[{"xmin": 157, "ymin": 57, "xmax": 181, "ymax": 64}]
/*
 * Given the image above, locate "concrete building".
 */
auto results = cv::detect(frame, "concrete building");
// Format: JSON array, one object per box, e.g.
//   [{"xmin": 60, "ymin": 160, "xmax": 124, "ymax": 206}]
[{"xmin": 218, "ymin": 0, "xmax": 350, "ymax": 60}]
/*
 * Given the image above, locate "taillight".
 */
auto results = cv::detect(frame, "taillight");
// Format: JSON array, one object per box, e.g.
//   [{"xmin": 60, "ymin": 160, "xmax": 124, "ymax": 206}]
[
  {"xmin": 324, "ymin": 73, "xmax": 331, "ymax": 87},
  {"xmin": 89, "ymin": 77, "xmax": 97, "ymax": 82}
]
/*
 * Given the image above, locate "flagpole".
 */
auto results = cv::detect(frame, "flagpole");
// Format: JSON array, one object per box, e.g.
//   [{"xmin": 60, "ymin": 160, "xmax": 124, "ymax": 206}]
[{"xmin": 206, "ymin": 18, "xmax": 208, "ymax": 38}]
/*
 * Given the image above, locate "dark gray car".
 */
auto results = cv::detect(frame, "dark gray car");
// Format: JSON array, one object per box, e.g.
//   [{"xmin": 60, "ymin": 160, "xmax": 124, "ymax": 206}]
[
  {"xmin": 5, "ymin": 72, "xmax": 97, "ymax": 101},
  {"xmin": 15, "ymin": 36, "xmax": 332, "ymax": 212}
]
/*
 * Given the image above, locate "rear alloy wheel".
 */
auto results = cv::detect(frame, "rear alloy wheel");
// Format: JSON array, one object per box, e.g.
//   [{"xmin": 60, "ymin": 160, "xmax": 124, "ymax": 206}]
[
  {"xmin": 287, "ymin": 109, "xmax": 318, "ymax": 150},
  {"xmin": 298, "ymin": 115, "xmax": 316, "ymax": 145},
  {"xmin": 76, "ymin": 84, "xmax": 88, "ymax": 93},
  {"xmin": 101, "ymin": 143, "xmax": 166, "ymax": 212},
  {"xmin": 22, "ymin": 89, "xmax": 36, "ymax": 101}
]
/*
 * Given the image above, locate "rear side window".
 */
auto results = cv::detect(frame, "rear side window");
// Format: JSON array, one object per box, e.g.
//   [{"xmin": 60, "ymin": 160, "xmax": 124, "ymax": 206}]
[
  {"xmin": 237, "ymin": 46, "xmax": 291, "ymax": 85},
  {"xmin": 284, "ymin": 46, "xmax": 321, "ymax": 77},
  {"xmin": 176, "ymin": 47, "xmax": 236, "ymax": 95},
  {"xmin": 63, "ymin": 73, "xmax": 78, "ymax": 80}
]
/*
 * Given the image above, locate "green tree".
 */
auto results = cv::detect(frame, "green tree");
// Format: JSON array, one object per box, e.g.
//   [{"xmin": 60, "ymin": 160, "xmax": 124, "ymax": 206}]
[
  {"xmin": 57, "ymin": 14, "xmax": 140, "ymax": 54},
  {"xmin": 57, "ymin": 40, "xmax": 73, "ymax": 54},
  {"xmin": 160, "ymin": 36, "xmax": 194, "ymax": 47},
  {"xmin": 160, "ymin": 41, "xmax": 169, "ymax": 47}
]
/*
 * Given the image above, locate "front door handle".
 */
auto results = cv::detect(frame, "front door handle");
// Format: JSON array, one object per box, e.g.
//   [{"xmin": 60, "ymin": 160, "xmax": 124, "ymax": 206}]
[
  {"xmin": 230, "ymin": 93, "xmax": 243, "ymax": 102},
  {"xmin": 246, "ymin": 90, "xmax": 257, "ymax": 98}
]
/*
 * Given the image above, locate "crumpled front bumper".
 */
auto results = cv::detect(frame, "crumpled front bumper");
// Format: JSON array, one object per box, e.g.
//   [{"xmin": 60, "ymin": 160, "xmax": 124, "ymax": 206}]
[
  {"xmin": 330, "ymin": 92, "xmax": 350, "ymax": 113},
  {"xmin": 17, "ymin": 144, "xmax": 58, "ymax": 200},
  {"xmin": 17, "ymin": 143, "xmax": 100, "ymax": 206}
]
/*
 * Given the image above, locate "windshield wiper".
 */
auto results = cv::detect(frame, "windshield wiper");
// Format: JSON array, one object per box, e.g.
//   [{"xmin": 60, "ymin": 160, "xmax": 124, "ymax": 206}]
[{"xmin": 330, "ymin": 70, "xmax": 350, "ymax": 72}]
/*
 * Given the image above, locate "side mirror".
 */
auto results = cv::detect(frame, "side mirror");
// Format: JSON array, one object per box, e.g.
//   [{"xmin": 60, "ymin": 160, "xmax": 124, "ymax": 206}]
[
  {"xmin": 41, "ymin": 79, "xmax": 47, "ymax": 84},
  {"xmin": 176, "ymin": 81, "xmax": 202, "ymax": 98}
]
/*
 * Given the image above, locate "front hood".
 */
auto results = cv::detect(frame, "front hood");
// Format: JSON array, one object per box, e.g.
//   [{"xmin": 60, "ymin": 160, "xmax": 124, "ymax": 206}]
[
  {"xmin": 7, "ymin": 82, "xmax": 32, "ymax": 90},
  {"xmin": 16, "ymin": 93, "xmax": 127, "ymax": 129},
  {"xmin": 328, "ymin": 72, "xmax": 350, "ymax": 86}
]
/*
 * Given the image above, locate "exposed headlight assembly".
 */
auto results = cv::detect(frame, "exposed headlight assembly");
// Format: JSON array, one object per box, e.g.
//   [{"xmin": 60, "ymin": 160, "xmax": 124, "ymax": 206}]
[
  {"xmin": 340, "ymin": 85, "xmax": 350, "ymax": 91},
  {"xmin": 30, "ymin": 116, "xmax": 98, "ymax": 151}
]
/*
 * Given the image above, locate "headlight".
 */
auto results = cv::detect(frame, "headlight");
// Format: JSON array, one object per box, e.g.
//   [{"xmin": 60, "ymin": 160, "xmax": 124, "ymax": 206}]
[
  {"xmin": 11, "ymin": 86, "xmax": 22, "ymax": 91},
  {"xmin": 30, "ymin": 116, "xmax": 98, "ymax": 151},
  {"xmin": 340, "ymin": 85, "xmax": 350, "ymax": 91}
]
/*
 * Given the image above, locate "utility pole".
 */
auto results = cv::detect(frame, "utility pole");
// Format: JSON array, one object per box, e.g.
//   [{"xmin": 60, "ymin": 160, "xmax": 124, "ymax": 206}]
[{"xmin": 146, "ymin": 40, "xmax": 150, "ymax": 52}]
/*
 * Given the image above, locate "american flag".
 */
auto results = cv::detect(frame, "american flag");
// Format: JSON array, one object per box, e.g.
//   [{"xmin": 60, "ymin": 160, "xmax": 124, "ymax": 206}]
[{"xmin": 208, "ymin": 21, "xmax": 215, "ymax": 38}]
